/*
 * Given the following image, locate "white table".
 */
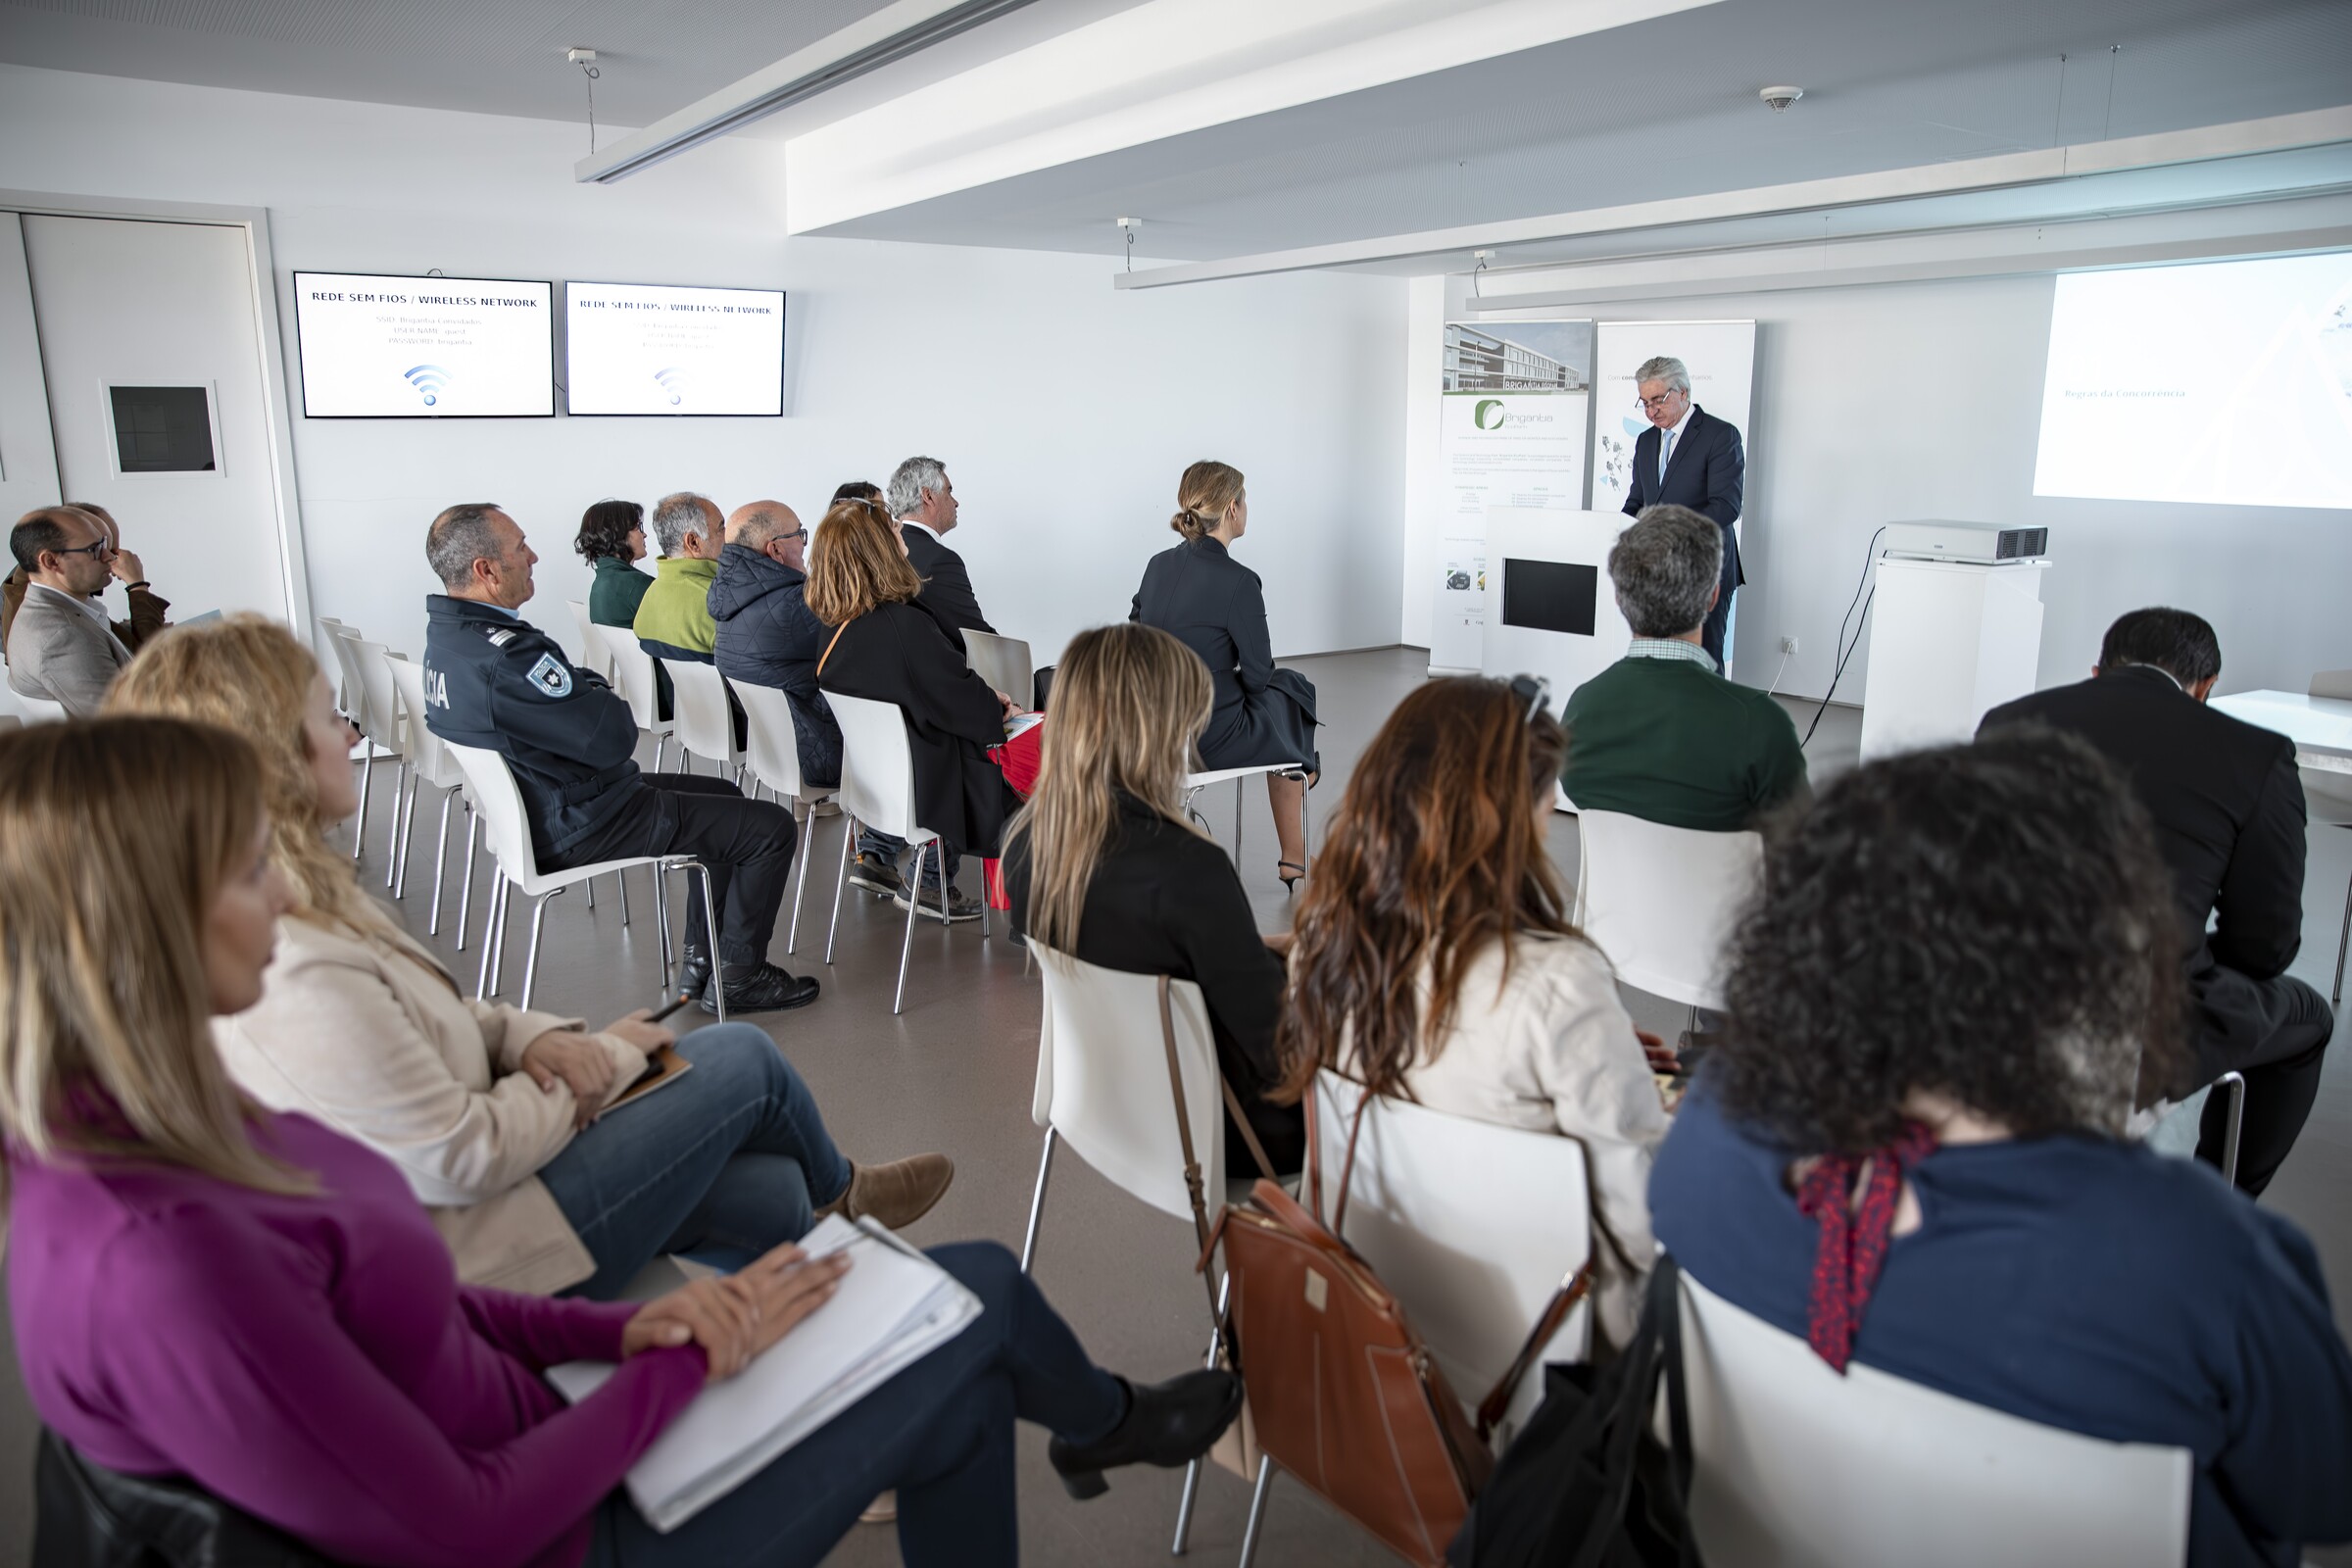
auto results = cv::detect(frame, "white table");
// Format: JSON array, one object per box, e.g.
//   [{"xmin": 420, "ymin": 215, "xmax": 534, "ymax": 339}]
[{"xmin": 2211, "ymin": 689, "xmax": 2352, "ymax": 1002}]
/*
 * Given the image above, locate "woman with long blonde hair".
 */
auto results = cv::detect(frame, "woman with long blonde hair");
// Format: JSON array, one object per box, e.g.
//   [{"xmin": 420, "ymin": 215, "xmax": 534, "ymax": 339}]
[
  {"xmin": 1004, "ymin": 622, "xmax": 1302, "ymax": 1174},
  {"xmin": 104, "ymin": 614, "xmax": 952, "ymax": 1299},
  {"xmin": 1131, "ymin": 460, "xmax": 1319, "ymax": 890},
  {"xmin": 810, "ymin": 496, "xmax": 1017, "ymax": 924},
  {"xmin": 2, "ymin": 714, "xmax": 1244, "ymax": 1567}
]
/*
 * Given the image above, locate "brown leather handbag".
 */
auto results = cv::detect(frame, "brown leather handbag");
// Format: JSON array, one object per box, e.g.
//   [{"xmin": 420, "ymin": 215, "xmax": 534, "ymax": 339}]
[{"xmin": 1200, "ymin": 1087, "xmax": 1591, "ymax": 1568}]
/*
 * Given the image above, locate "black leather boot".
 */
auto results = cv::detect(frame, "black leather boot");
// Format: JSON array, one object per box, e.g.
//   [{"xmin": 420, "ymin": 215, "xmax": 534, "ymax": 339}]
[{"xmin": 1046, "ymin": 1370, "xmax": 1243, "ymax": 1500}]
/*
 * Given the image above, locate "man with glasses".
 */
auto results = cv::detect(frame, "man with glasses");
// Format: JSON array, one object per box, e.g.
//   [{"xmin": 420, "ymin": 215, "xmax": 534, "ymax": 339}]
[
  {"xmin": 1622, "ymin": 356, "xmax": 1744, "ymax": 669},
  {"xmin": 710, "ymin": 498, "xmax": 842, "ymax": 790},
  {"xmin": 6, "ymin": 507, "xmax": 136, "ymax": 715},
  {"xmin": 2, "ymin": 500, "xmax": 170, "ymax": 659}
]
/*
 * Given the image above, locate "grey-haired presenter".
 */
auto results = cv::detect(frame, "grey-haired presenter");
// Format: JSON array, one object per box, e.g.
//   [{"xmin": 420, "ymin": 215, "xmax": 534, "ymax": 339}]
[{"xmin": 1622, "ymin": 356, "xmax": 1744, "ymax": 669}]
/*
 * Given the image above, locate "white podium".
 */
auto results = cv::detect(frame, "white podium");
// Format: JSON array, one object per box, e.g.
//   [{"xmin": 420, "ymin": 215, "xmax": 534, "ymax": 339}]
[
  {"xmin": 1858, "ymin": 558, "xmax": 2047, "ymax": 761},
  {"xmin": 1480, "ymin": 508, "xmax": 1636, "ymax": 806}
]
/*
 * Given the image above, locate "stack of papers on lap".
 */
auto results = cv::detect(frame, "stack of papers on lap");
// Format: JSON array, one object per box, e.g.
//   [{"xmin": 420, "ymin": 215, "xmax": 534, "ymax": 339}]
[{"xmin": 547, "ymin": 1216, "xmax": 981, "ymax": 1532}]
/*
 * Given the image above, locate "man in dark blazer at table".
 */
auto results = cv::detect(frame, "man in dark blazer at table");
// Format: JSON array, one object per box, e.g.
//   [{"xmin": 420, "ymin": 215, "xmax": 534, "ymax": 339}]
[
  {"xmin": 1978, "ymin": 607, "xmax": 2331, "ymax": 1198},
  {"xmin": 1621, "ymin": 355, "xmax": 1744, "ymax": 669},
  {"xmin": 887, "ymin": 455, "xmax": 993, "ymax": 650}
]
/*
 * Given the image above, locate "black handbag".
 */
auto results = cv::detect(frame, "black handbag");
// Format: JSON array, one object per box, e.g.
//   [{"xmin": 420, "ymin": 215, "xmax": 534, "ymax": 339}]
[
  {"xmin": 33, "ymin": 1429, "xmax": 340, "ymax": 1568},
  {"xmin": 1446, "ymin": 1255, "xmax": 1702, "ymax": 1568}
]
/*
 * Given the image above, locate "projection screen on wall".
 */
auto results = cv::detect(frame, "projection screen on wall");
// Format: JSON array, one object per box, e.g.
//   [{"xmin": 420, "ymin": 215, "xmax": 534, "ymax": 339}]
[{"xmin": 2032, "ymin": 251, "xmax": 2352, "ymax": 510}]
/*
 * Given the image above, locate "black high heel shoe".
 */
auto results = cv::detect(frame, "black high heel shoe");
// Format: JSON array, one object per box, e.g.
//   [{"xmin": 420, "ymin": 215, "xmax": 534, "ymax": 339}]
[
  {"xmin": 1048, "ymin": 1370, "xmax": 1244, "ymax": 1500},
  {"xmin": 1278, "ymin": 859, "xmax": 1305, "ymax": 894}
]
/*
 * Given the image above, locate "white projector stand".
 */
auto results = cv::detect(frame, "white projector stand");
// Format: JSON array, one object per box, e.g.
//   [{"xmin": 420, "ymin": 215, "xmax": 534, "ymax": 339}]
[{"xmin": 1858, "ymin": 558, "xmax": 2048, "ymax": 761}]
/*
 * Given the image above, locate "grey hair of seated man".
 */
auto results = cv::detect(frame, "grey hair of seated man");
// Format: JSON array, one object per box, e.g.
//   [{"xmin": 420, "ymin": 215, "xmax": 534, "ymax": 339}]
[
  {"xmin": 424, "ymin": 503, "xmax": 507, "ymax": 591},
  {"xmin": 1633, "ymin": 355, "xmax": 1690, "ymax": 394},
  {"xmin": 886, "ymin": 456, "xmax": 949, "ymax": 522},
  {"xmin": 1608, "ymin": 505, "xmax": 1723, "ymax": 640},
  {"xmin": 728, "ymin": 502, "xmax": 795, "ymax": 550},
  {"xmin": 649, "ymin": 492, "xmax": 718, "ymax": 556}
]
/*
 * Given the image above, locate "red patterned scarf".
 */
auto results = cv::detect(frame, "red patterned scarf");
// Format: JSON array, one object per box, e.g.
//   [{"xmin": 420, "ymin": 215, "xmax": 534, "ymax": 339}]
[{"xmin": 1794, "ymin": 1121, "xmax": 1937, "ymax": 1372}]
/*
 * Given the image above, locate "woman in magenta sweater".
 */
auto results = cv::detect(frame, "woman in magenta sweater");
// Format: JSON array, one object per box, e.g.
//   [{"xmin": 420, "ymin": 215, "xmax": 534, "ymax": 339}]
[{"xmin": 2, "ymin": 716, "xmax": 1239, "ymax": 1568}]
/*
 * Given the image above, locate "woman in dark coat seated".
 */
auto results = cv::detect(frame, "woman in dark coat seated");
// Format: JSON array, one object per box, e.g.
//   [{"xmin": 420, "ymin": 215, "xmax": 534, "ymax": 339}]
[
  {"xmin": 1131, "ymin": 461, "xmax": 1318, "ymax": 891},
  {"xmin": 808, "ymin": 496, "xmax": 1016, "ymax": 924},
  {"xmin": 1003, "ymin": 622, "xmax": 1303, "ymax": 1177}
]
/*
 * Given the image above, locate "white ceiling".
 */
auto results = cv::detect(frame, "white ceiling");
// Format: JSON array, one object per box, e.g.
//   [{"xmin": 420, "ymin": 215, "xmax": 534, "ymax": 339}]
[{"xmin": 805, "ymin": 0, "xmax": 2352, "ymax": 260}]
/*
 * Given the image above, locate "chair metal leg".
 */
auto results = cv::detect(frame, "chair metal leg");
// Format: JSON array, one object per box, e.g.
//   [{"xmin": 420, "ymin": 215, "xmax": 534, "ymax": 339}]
[
  {"xmin": 1171, "ymin": 1270, "xmax": 1234, "ymax": 1554},
  {"xmin": 691, "ymin": 861, "xmax": 725, "ymax": 1023},
  {"xmin": 824, "ymin": 815, "xmax": 856, "ymax": 964},
  {"xmin": 352, "ymin": 746, "xmax": 374, "ymax": 862},
  {"xmin": 1234, "ymin": 777, "xmax": 1245, "ymax": 858},
  {"xmin": 428, "ymin": 790, "xmax": 455, "ymax": 936},
  {"xmin": 2334, "ymin": 862, "xmax": 2350, "ymax": 1004},
  {"xmin": 392, "ymin": 773, "xmax": 417, "ymax": 900},
  {"xmin": 455, "ymin": 809, "xmax": 479, "ymax": 951},
  {"xmin": 584, "ymin": 873, "xmax": 595, "ymax": 910},
  {"xmin": 384, "ymin": 760, "xmax": 410, "ymax": 889},
  {"xmin": 1018, "ymin": 1126, "xmax": 1057, "ymax": 1273},
  {"xmin": 2216, "ymin": 1069, "xmax": 2247, "ymax": 1189},
  {"xmin": 786, "ymin": 804, "xmax": 814, "ymax": 956},
  {"xmin": 617, "ymin": 867, "xmax": 631, "ymax": 927},
  {"xmin": 1236, "ymin": 1456, "xmax": 1276, "ymax": 1567},
  {"xmin": 895, "ymin": 842, "xmax": 928, "ymax": 1014},
  {"xmin": 654, "ymin": 866, "xmax": 674, "ymax": 988},
  {"xmin": 475, "ymin": 877, "xmax": 505, "ymax": 998},
  {"xmin": 518, "ymin": 886, "xmax": 565, "ymax": 1009}
]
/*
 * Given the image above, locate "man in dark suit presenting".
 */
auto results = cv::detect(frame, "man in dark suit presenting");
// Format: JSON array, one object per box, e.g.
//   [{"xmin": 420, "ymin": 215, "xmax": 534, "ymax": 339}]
[
  {"xmin": 1621, "ymin": 355, "xmax": 1744, "ymax": 668},
  {"xmin": 1978, "ymin": 608, "xmax": 2332, "ymax": 1197}
]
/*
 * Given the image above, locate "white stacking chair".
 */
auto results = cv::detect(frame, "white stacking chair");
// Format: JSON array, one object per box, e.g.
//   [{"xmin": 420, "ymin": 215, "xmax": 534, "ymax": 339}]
[
  {"xmin": 821, "ymin": 690, "xmax": 987, "ymax": 1013},
  {"xmin": 731, "ymin": 677, "xmax": 837, "ymax": 956},
  {"xmin": 382, "ymin": 656, "xmax": 477, "ymax": 936},
  {"xmin": 315, "ymin": 616, "xmax": 350, "ymax": 713},
  {"xmin": 962, "ymin": 628, "xmax": 1035, "ymax": 711},
  {"xmin": 347, "ymin": 639, "xmax": 414, "ymax": 889},
  {"xmin": 13, "ymin": 693, "xmax": 68, "ymax": 724},
  {"xmin": 2305, "ymin": 668, "xmax": 2352, "ymax": 1004},
  {"xmin": 1021, "ymin": 946, "xmax": 1273, "ymax": 1556},
  {"xmin": 1229, "ymin": 1072, "xmax": 1598, "ymax": 1565},
  {"xmin": 443, "ymin": 741, "xmax": 721, "ymax": 1016},
  {"xmin": 318, "ymin": 623, "xmax": 376, "ymax": 859},
  {"xmin": 662, "ymin": 658, "xmax": 744, "ymax": 778},
  {"xmin": 591, "ymin": 624, "xmax": 676, "ymax": 772},
  {"xmin": 1675, "ymin": 1268, "xmax": 2191, "ymax": 1568},
  {"xmin": 1182, "ymin": 761, "xmax": 1310, "ymax": 871},
  {"xmin": 567, "ymin": 600, "xmax": 614, "ymax": 682},
  {"xmin": 1570, "ymin": 809, "xmax": 1761, "ymax": 1017},
  {"xmin": 2138, "ymin": 1070, "xmax": 2247, "ymax": 1188}
]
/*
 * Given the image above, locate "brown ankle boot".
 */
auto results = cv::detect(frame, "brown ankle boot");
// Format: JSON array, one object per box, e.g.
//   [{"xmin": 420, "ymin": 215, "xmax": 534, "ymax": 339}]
[{"xmin": 816, "ymin": 1154, "xmax": 955, "ymax": 1230}]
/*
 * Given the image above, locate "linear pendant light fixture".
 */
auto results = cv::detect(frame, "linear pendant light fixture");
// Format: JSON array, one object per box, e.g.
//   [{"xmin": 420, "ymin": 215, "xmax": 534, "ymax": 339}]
[{"xmin": 573, "ymin": 0, "xmax": 1045, "ymax": 185}]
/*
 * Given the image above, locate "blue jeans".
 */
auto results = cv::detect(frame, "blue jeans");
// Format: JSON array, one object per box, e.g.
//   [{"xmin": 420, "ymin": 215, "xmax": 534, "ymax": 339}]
[
  {"xmin": 538, "ymin": 1024, "xmax": 852, "ymax": 1299},
  {"xmin": 856, "ymin": 828, "xmax": 961, "ymax": 886},
  {"xmin": 584, "ymin": 1242, "xmax": 1124, "ymax": 1568}
]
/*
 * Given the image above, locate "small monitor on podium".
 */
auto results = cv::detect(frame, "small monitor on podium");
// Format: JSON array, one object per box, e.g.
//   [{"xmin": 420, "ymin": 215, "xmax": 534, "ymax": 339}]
[{"xmin": 1501, "ymin": 560, "xmax": 1597, "ymax": 637}]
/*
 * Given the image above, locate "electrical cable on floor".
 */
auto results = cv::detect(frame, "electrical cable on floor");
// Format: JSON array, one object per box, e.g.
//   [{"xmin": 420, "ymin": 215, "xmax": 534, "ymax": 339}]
[
  {"xmin": 1801, "ymin": 525, "xmax": 1886, "ymax": 749},
  {"xmin": 1763, "ymin": 650, "xmax": 1790, "ymax": 697}
]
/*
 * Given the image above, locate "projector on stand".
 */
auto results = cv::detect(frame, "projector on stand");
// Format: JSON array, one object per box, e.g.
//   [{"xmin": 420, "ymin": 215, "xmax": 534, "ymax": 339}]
[{"xmin": 1884, "ymin": 520, "xmax": 2048, "ymax": 565}]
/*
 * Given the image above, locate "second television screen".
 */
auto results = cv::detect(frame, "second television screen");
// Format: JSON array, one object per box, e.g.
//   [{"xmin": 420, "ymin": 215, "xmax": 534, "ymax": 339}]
[{"xmin": 566, "ymin": 281, "xmax": 785, "ymax": 416}]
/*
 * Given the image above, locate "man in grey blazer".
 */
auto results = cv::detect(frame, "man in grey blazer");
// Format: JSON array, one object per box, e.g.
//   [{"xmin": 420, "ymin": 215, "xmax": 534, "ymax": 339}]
[{"xmin": 8, "ymin": 507, "xmax": 133, "ymax": 715}]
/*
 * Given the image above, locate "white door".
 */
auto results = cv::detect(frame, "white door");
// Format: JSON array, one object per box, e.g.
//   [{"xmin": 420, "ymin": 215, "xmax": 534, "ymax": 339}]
[
  {"xmin": 22, "ymin": 215, "xmax": 288, "ymax": 622},
  {"xmin": 0, "ymin": 215, "xmax": 62, "ymax": 526}
]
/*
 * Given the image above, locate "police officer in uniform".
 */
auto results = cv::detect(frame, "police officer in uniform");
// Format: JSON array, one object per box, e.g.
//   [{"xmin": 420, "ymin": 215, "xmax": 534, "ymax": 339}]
[{"xmin": 420, "ymin": 502, "xmax": 817, "ymax": 1013}]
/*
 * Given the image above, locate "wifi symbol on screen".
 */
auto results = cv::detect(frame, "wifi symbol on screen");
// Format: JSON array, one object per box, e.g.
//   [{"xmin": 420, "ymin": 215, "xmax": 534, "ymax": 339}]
[
  {"xmin": 653, "ymin": 367, "xmax": 685, "ymax": 407},
  {"xmin": 404, "ymin": 365, "xmax": 452, "ymax": 407}
]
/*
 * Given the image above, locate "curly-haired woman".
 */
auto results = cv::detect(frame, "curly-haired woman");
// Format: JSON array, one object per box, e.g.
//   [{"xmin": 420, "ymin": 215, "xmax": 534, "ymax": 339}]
[{"xmin": 1650, "ymin": 727, "xmax": 2352, "ymax": 1564}]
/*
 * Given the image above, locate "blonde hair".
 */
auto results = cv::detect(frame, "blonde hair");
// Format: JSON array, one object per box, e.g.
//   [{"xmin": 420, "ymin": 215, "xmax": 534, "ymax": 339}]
[
  {"xmin": 1004, "ymin": 623, "xmax": 1213, "ymax": 953},
  {"xmin": 1171, "ymin": 460, "xmax": 1245, "ymax": 541},
  {"xmin": 0, "ymin": 716, "xmax": 310, "ymax": 1200},
  {"xmin": 805, "ymin": 497, "xmax": 924, "ymax": 626},
  {"xmin": 105, "ymin": 614, "xmax": 394, "ymax": 941}
]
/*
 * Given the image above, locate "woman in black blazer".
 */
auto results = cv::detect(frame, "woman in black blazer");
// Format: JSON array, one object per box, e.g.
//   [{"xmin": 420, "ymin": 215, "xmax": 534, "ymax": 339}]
[
  {"xmin": 1131, "ymin": 461, "xmax": 1318, "ymax": 890},
  {"xmin": 808, "ymin": 497, "xmax": 1017, "ymax": 923},
  {"xmin": 1003, "ymin": 622, "xmax": 1303, "ymax": 1176}
]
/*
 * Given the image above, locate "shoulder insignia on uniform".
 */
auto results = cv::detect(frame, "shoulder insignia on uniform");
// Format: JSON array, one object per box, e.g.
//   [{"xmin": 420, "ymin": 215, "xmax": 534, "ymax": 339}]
[
  {"xmin": 486, "ymin": 628, "xmax": 517, "ymax": 647},
  {"xmin": 525, "ymin": 653, "xmax": 573, "ymax": 699}
]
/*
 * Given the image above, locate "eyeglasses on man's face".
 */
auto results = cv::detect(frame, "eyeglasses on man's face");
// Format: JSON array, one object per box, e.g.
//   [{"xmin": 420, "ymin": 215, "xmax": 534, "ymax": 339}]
[
  {"xmin": 52, "ymin": 538, "xmax": 114, "ymax": 562},
  {"xmin": 1635, "ymin": 390, "xmax": 1685, "ymax": 412}
]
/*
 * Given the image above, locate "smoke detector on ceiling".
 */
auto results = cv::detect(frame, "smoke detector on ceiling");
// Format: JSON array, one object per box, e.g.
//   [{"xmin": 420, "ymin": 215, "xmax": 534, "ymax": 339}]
[{"xmin": 1759, "ymin": 85, "xmax": 1804, "ymax": 112}]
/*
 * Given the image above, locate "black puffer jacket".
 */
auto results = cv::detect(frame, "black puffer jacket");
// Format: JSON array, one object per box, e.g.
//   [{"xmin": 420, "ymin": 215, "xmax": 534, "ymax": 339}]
[{"xmin": 708, "ymin": 542, "xmax": 842, "ymax": 787}]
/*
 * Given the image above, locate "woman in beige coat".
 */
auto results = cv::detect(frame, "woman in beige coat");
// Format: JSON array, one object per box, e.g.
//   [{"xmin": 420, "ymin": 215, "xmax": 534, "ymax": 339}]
[
  {"xmin": 108, "ymin": 616, "xmax": 953, "ymax": 1298},
  {"xmin": 1277, "ymin": 677, "xmax": 1674, "ymax": 1349}
]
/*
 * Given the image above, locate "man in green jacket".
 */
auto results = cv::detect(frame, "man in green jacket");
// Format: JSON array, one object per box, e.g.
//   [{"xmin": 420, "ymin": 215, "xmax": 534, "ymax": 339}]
[
  {"xmin": 633, "ymin": 491, "xmax": 724, "ymax": 663},
  {"xmin": 1560, "ymin": 504, "xmax": 1807, "ymax": 831}
]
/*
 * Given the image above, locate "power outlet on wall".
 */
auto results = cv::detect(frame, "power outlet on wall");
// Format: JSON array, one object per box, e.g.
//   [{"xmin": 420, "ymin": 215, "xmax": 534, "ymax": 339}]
[{"xmin": 1779, "ymin": 635, "xmax": 1800, "ymax": 655}]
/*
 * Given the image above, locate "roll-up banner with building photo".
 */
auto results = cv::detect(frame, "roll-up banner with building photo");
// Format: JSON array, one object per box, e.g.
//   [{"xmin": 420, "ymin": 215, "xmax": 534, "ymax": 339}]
[{"xmin": 1432, "ymin": 318, "xmax": 1591, "ymax": 672}]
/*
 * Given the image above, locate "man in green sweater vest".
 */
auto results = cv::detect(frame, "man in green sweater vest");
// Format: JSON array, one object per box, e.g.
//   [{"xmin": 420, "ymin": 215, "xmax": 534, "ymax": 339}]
[{"xmin": 1561, "ymin": 505, "xmax": 1808, "ymax": 831}]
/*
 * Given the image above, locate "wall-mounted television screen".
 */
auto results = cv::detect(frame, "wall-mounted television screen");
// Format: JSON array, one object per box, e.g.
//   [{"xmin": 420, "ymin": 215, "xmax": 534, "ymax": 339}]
[
  {"xmin": 292, "ymin": 272, "xmax": 554, "ymax": 417},
  {"xmin": 565, "ymin": 280, "xmax": 785, "ymax": 416}
]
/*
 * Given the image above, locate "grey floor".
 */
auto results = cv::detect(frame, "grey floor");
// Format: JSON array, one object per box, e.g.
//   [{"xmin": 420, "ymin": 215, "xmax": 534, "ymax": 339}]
[{"xmin": 1, "ymin": 646, "xmax": 2347, "ymax": 1568}]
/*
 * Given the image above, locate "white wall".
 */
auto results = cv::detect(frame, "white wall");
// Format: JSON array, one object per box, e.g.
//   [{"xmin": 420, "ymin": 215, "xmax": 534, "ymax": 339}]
[
  {"xmin": 0, "ymin": 65, "xmax": 1407, "ymax": 671},
  {"xmin": 1451, "ymin": 273, "xmax": 2352, "ymax": 702}
]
